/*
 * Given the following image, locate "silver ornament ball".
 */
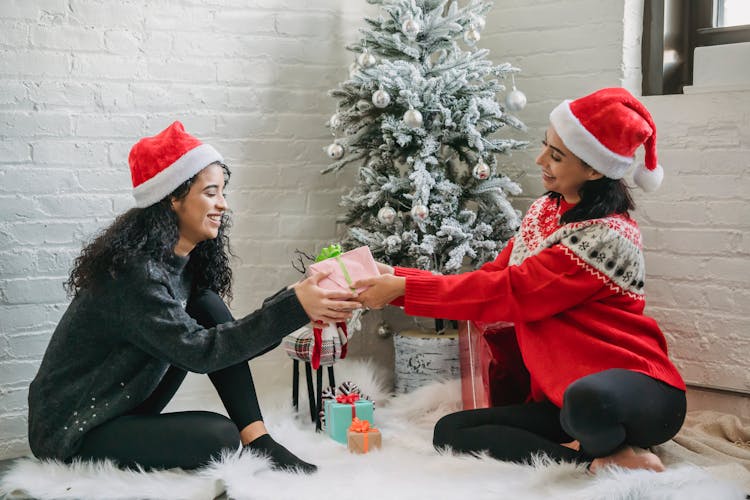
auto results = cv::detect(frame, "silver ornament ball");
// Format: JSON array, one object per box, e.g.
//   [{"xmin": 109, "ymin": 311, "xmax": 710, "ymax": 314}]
[
  {"xmin": 505, "ymin": 88, "xmax": 527, "ymax": 112},
  {"xmin": 372, "ymin": 89, "xmax": 391, "ymax": 108},
  {"xmin": 377, "ymin": 204, "xmax": 397, "ymax": 224},
  {"xmin": 357, "ymin": 51, "xmax": 377, "ymax": 68},
  {"xmin": 401, "ymin": 18, "xmax": 420, "ymax": 39},
  {"xmin": 357, "ymin": 99, "xmax": 372, "ymax": 112},
  {"xmin": 470, "ymin": 14, "xmax": 486, "ymax": 31},
  {"xmin": 326, "ymin": 143, "xmax": 344, "ymax": 160},
  {"xmin": 464, "ymin": 27, "xmax": 481, "ymax": 45},
  {"xmin": 376, "ymin": 322, "xmax": 393, "ymax": 339},
  {"xmin": 473, "ymin": 161, "xmax": 491, "ymax": 180},
  {"xmin": 403, "ymin": 108, "xmax": 423, "ymax": 128},
  {"xmin": 329, "ymin": 113, "xmax": 341, "ymax": 129},
  {"xmin": 410, "ymin": 203, "xmax": 429, "ymax": 221}
]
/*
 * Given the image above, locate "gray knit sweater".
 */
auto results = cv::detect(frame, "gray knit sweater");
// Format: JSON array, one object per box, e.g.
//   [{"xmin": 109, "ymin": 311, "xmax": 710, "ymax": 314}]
[{"xmin": 27, "ymin": 253, "xmax": 309, "ymax": 460}]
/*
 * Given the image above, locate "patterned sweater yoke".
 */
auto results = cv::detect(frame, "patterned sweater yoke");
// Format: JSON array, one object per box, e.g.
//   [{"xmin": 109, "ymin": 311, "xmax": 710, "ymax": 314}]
[{"xmin": 508, "ymin": 196, "xmax": 646, "ymax": 299}]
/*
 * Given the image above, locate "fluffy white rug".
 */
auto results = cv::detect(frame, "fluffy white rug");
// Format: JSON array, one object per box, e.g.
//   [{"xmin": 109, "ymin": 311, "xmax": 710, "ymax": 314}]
[{"xmin": 1, "ymin": 359, "xmax": 746, "ymax": 500}]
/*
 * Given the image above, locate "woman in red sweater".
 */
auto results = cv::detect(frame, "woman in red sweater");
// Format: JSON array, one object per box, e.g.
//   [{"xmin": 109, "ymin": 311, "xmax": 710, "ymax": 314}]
[{"xmin": 354, "ymin": 88, "xmax": 686, "ymax": 472}]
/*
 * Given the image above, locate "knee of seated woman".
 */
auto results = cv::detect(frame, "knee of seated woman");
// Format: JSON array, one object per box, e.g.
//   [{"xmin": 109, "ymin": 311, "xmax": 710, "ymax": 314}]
[{"xmin": 433, "ymin": 414, "xmax": 460, "ymax": 449}]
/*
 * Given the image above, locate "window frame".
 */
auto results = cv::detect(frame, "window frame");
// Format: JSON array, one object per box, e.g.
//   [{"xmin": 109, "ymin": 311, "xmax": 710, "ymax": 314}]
[{"xmin": 642, "ymin": 0, "xmax": 750, "ymax": 95}]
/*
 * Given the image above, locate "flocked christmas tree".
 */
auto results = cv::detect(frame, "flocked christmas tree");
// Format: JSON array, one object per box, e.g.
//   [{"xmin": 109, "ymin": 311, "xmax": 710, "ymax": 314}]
[{"xmin": 324, "ymin": 0, "xmax": 528, "ymax": 275}]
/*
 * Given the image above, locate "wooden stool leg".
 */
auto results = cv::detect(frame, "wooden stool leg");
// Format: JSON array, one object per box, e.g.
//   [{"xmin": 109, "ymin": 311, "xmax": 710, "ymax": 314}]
[
  {"xmin": 315, "ymin": 367, "xmax": 324, "ymax": 432},
  {"xmin": 327, "ymin": 366, "xmax": 335, "ymax": 389},
  {"xmin": 304, "ymin": 362, "xmax": 316, "ymax": 422},
  {"xmin": 292, "ymin": 359, "xmax": 300, "ymax": 411}
]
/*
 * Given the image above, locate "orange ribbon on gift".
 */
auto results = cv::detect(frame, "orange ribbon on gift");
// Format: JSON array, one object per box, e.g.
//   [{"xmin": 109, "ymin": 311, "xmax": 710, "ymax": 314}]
[
  {"xmin": 336, "ymin": 393, "xmax": 360, "ymax": 418},
  {"xmin": 349, "ymin": 417, "xmax": 378, "ymax": 453}
]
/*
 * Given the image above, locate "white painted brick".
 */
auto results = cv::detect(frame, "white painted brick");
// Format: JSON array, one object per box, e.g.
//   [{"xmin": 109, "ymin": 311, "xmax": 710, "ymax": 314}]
[
  {"xmin": 0, "ymin": 168, "xmax": 79, "ymax": 194},
  {"xmin": 0, "ymin": 21, "xmax": 28, "ymax": 48},
  {"xmin": 0, "ymin": 389, "xmax": 29, "ymax": 413},
  {"xmin": 33, "ymin": 141, "xmax": 108, "ymax": 165},
  {"xmin": 0, "ymin": 304, "xmax": 60, "ymax": 336},
  {"xmin": 308, "ymin": 190, "xmax": 347, "ymax": 215},
  {"xmin": 278, "ymin": 215, "xmax": 337, "ymax": 239},
  {"xmin": 215, "ymin": 113, "xmax": 279, "ymax": 138},
  {"xmin": 30, "ymin": 25, "xmax": 103, "ymax": 51},
  {"xmin": 26, "ymin": 81, "xmax": 98, "ymax": 109},
  {"xmin": 0, "ymin": 50, "xmax": 70, "ymax": 78},
  {"xmin": 72, "ymin": 54, "xmax": 147, "ymax": 80},
  {"xmin": 226, "ymin": 164, "xmax": 279, "ymax": 189},
  {"xmin": 35, "ymin": 194, "xmax": 115, "ymax": 219},
  {"xmin": 210, "ymin": 11, "xmax": 277, "ymax": 35},
  {"xmin": 217, "ymin": 58, "xmax": 276, "ymax": 85},
  {"xmin": 7, "ymin": 332, "xmax": 52, "ymax": 360},
  {"xmin": 0, "ymin": 360, "xmax": 41, "ymax": 384},
  {"xmin": 0, "ymin": 195, "xmax": 42, "ymax": 219},
  {"xmin": 73, "ymin": 115, "xmax": 146, "ymax": 138},
  {"xmin": 0, "ymin": 142, "xmax": 31, "ymax": 163},
  {"xmin": 1, "ymin": 111, "xmax": 71, "ymax": 137},
  {"xmin": 76, "ymin": 169, "xmax": 131, "ymax": 192},
  {"xmin": 275, "ymin": 114, "xmax": 330, "ymax": 140},
  {"xmin": 0, "ymin": 415, "xmax": 27, "ymax": 442},
  {"xmin": 131, "ymin": 84, "xmax": 226, "ymax": 111},
  {"xmin": 0, "ymin": 250, "xmax": 36, "ymax": 276},
  {"xmin": 146, "ymin": 58, "xmax": 217, "ymax": 84},
  {"xmin": 0, "ymin": 0, "xmax": 67, "ymax": 21},
  {"xmin": 230, "ymin": 189, "xmax": 306, "ymax": 214},
  {"xmin": 144, "ymin": 114, "xmax": 216, "ymax": 138},
  {"xmin": 0, "ymin": 79, "xmax": 27, "ymax": 106},
  {"xmin": 275, "ymin": 12, "xmax": 340, "ymax": 38},
  {"xmin": 68, "ymin": 0, "xmax": 145, "ymax": 28},
  {"xmin": 103, "ymin": 29, "xmax": 141, "ymax": 54},
  {"xmin": 142, "ymin": 4, "xmax": 215, "ymax": 31},
  {"xmin": 230, "ymin": 214, "xmax": 279, "ymax": 238},
  {"xmin": 0, "ymin": 277, "xmax": 67, "ymax": 304}
]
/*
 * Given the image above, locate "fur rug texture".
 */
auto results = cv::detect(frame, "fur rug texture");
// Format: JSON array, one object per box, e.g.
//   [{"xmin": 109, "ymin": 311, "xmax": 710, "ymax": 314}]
[{"xmin": 1, "ymin": 359, "xmax": 746, "ymax": 500}]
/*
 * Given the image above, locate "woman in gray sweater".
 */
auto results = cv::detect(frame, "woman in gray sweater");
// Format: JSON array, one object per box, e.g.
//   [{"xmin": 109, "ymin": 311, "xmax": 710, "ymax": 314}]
[{"xmin": 27, "ymin": 121, "xmax": 359, "ymax": 473}]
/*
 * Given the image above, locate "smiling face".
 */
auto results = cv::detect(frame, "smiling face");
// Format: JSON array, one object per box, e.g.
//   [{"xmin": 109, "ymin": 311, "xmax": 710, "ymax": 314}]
[
  {"xmin": 171, "ymin": 163, "xmax": 228, "ymax": 256},
  {"xmin": 536, "ymin": 126, "xmax": 603, "ymax": 203}
]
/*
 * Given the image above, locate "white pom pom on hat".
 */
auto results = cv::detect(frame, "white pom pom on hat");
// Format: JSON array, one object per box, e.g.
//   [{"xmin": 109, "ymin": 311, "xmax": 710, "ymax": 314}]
[{"xmin": 549, "ymin": 87, "xmax": 663, "ymax": 191}]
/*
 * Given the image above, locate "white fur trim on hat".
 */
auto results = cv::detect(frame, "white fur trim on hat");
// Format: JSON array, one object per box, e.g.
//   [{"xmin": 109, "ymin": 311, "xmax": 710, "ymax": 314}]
[
  {"xmin": 549, "ymin": 100, "xmax": 633, "ymax": 179},
  {"xmin": 633, "ymin": 162, "xmax": 663, "ymax": 192},
  {"xmin": 132, "ymin": 143, "xmax": 223, "ymax": 208}
]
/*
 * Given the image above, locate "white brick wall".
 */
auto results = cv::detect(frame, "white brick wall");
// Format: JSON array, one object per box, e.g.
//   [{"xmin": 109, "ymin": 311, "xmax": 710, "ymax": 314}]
[
  {"xmin": 0, "ymin": 0, "xmax": 374, "ymax": 460},
  {"xmin": 1, "ymin": 0, "xmax": 748, "ymax": 461}
]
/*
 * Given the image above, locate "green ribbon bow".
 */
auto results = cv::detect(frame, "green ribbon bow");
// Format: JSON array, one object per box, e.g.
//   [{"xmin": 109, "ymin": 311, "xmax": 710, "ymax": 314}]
[{"xmin": 315, "ymin": 244, "xmax": 354, "ymax": 290}]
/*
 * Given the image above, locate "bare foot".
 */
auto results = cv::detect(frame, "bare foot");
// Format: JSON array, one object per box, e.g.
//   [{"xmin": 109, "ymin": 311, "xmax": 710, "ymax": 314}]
[
  {"xmin": 589, "ymin": 446, "xmax": 665, "ymax": 473},
  {"xmin": 561, "ymin": 440, "xmax": 581, "ymax": 451}
]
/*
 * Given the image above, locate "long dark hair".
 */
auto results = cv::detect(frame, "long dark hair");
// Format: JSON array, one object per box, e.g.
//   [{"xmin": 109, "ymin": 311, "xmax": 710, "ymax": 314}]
[
  {"xmin": 548, "ymin": 176, "xmax": 635, "ymax": 224},
  {"xmin": 65, "ymin": 163, "xmax": 233, "ymax": 302}
]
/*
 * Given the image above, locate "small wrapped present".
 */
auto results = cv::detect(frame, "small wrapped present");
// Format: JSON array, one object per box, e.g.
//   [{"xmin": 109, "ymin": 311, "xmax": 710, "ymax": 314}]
[
  {"xmin": 347, "ymin": 418, "xmax": 381, "ymax": 454},
  {"xmin": 458, "ymin": 320, "xmax": 531, "ymax": 410},
  {"xmin": 307, "ymin": 244, "xmax": 380, "ymax": 294},
  {"xmin": 324, "ymin": 392, "xmax": 374, "ymax": 444}
]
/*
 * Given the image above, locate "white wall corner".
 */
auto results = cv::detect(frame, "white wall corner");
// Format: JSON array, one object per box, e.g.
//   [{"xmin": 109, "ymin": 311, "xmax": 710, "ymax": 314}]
[{"xmin": 622, "ymin": 0, "xmax": 645, "ymax": 95}]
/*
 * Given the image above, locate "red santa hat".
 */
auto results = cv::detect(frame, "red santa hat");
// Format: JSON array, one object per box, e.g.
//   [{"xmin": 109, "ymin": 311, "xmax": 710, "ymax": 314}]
[
  {"xmin": 549, "ymin": 87, "xmax": 663, "ymax": 192},
  {"xmin": 128, "ymin": 121, "xmax": 223, "ymax": 208}
]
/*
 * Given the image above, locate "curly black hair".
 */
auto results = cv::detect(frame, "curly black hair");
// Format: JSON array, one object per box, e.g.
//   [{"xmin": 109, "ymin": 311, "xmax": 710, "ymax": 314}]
[{"xmin": 65, "ymin": 163, "xmax": 233, "ymax": 302}]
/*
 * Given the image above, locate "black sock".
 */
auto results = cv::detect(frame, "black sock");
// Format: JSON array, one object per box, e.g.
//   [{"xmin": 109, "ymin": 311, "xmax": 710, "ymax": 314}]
[{"xmin": 245, "ymin": 434, "xmax": 317, "ymax": 474}]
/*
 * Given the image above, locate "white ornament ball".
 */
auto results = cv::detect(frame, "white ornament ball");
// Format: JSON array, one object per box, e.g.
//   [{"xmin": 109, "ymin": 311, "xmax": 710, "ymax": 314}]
[
  {"xmin": 329, "ymin": 113, "xmax": 341, "ymax": 129},
  {"xmin": 377, "ymin": 204, "xmax": 397, "ymax": 224},
  {"xmin": 473, "ymin": 161, "xmax": 491, "ymax": 180},
  {"xmin": 470, "ymin": 14, "xmax": 486, "ymax": 31},
  {"xmin": 357, "ymin": 99, "xmax": 372, "ymax": 112},
  {"xmin": 464, "ymin": 27, "xmax": 481, "ymax": 45},
  {"xmin": 357, "ymin": 51, "xmax": 376, "ymax": 68},
  {"xmin": 401, "ymin": 18, "xmax": 420, "ymax": 40},
  {"xmin": 410, "ymin": 203, "xmax": 429, "ymax": 221},
  {"xmin": 326, "ymin": 143, "xmax": 344, "ymax": 160},
  {"xmin": 372, "ymin": 89, "xmax": 391, "ymax": 108},
  {"xmin": 403, "ymin": 108, "xmax": 423, "ymax": 128},
  {"xmin": 505, "ymin": 88, "xmax": 527, "ymax": 112}
]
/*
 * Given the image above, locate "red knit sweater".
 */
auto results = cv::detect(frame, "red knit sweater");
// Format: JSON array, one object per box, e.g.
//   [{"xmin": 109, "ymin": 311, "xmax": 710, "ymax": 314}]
[{"xmin": 394, "ymin": 195, "xmax": 685, "ymax": 407}]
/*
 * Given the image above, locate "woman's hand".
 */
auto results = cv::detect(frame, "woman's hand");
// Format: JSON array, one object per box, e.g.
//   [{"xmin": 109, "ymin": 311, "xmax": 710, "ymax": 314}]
[
  {"xmin": 351, "ymin": 274, "xmax": 406, "ymax": 310},
  {"xmin": 375, "ymin": 261, "xmax": 394, "ymax": 275},
  {"xmin": 292, "ymin": 272, "xmax": 361, "ymax": 324}
]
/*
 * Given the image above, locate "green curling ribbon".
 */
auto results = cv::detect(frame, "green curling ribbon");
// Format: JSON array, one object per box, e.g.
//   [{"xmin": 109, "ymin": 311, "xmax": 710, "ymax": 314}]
[{"xmin": 315, "ymin": 244, "xmax": 354, "ymax": 290}]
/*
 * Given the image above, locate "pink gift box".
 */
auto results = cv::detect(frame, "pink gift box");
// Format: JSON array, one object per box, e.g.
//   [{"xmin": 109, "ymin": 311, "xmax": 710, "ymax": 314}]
[{"xmin": 307, "ymin": 246, "xmax": 380, "ymax": 294}]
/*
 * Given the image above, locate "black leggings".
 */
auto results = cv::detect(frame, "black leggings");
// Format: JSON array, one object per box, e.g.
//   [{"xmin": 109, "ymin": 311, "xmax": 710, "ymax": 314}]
[
  {"xmin": 433, "ymin": 369, "xmax": 686, "ymax": 464},
  {"xmin": 73, "ymin": 289, "xmax": 276, "ymax": 470}
]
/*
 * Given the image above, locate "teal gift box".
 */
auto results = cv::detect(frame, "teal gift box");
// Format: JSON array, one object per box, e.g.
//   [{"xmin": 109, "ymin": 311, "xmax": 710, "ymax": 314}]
[{"xmin": 325, "ymin": 399, "xmax": 374, "ymax": 444}]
